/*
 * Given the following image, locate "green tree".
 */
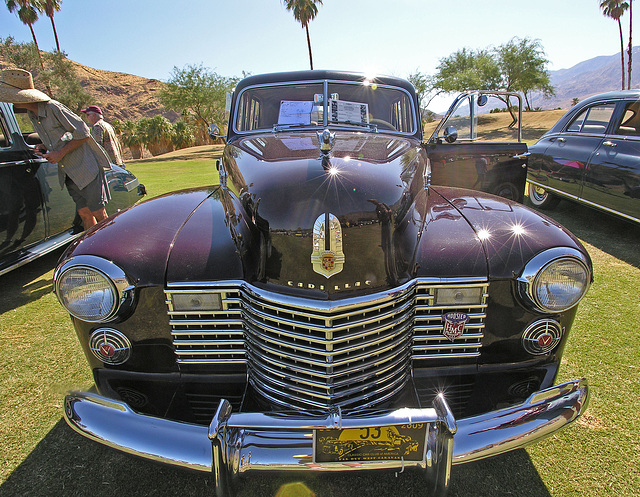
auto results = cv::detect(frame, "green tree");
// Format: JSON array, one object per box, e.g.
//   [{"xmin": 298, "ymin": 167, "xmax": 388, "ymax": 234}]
[
  {"xmin": 171, "ymin": 120, "xmax": 195, "ymax": 149},
  {"xmin": 283, "ymin": 0, "xmax": 323, "ymax": 70},
  {"xmin": 0, "ymin": 37, "xmax": 86, "ymax": 108},
  {"xmin": 120, "ymin": 120, "xmax": 143, "ymax": 159},
  {"xmin": 38, "ymin": 50, "xmax": 90, "ymax": 111},
  {"xmin": 140, "ymin": 115, "xmax": 174, "ymax": 156},
  {"xmin": 5, "ymin": 0, "xmax": 45, "ymax": 72},
  {"xmin": 407, "ymin": 70, "xmax": 435, "ymax": 124},
  {"xmin": 161, "ymin": 64, "xmax": 238, "ymax": 134},
  {"xmin": 600, "ymin": 0, "xmax": 629, "ymax": 90},
  {"xmin": 42, "ymin": 0, "xmax": 63, "ymax": 52},
  {"xmin": 496, "ymin": 37, "xmax": 554, "ymax": 111},
  {"xmin": 432, "ymin": 47, "xmax": 502, "ymax": 93}
]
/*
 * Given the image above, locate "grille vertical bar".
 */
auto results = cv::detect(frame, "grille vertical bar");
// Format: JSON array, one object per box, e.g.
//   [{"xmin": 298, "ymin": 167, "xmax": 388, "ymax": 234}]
[{"xmin": 166, "ymin": 279, "xmax": 487, "ymax": 410}]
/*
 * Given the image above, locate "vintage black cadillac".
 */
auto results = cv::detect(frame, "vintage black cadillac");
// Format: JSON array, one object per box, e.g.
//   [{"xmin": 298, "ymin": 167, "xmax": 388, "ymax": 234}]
[{"xmin": 55, "ymin": 71, "xmax": 591, "ymax": 496}]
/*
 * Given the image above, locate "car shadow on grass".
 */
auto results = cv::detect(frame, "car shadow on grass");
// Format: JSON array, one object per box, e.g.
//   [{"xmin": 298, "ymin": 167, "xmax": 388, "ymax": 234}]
[
  {"xmin": 0, "ymin": 421, "xmax": 551, "ymax": 497},
  {"xmin": 0, "ymin": 248, "xmax": 63, "ymax": 315},
  {"xmin": 525, "ymin": 198, "xmax": 640, "ymax": 269}
]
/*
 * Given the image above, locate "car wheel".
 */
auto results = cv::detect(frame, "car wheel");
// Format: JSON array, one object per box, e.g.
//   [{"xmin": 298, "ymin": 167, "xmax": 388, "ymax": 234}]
[
  {"xmin": 493, "ymin": 182, "xmax": 521, "ymax": 203},
  {"xmin": 529, "ymin": 185, "xmax": 560, "ymax": 210}
]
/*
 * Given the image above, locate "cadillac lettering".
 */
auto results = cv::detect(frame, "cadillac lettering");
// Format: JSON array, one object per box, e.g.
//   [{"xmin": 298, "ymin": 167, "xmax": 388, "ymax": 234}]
[{"xmin": 55, "ymin": 71, "xmax": 591, "ymax": 496}]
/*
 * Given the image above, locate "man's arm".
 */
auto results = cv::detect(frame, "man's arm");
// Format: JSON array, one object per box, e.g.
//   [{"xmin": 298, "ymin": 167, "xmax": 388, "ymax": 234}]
[{"xmin": 40, "ymin": 137, "xmax": 89, "ymax": 164}]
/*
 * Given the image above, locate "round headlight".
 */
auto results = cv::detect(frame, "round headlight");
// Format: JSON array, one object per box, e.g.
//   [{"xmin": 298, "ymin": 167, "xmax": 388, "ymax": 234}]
[
  {"xmin": 57, "ymin": 267, "xmax": 117, "ymax": 321},
  {"xmin": 54, "ymin": 256, "xmax": 134, "ymax": 322},
  {"xmin": 519, "ymin": 248, "xmax": 591, "ymax": 313}
]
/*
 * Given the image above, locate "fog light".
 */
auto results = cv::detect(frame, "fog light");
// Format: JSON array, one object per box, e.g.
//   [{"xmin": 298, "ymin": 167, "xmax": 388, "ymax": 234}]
[
  {"xmin": 89, "ymin": 328, "xmax": 131, "ymax": 365},
  {"xmin": 522, "ymin": 319, "xmax": 563, "ymax": 355}
]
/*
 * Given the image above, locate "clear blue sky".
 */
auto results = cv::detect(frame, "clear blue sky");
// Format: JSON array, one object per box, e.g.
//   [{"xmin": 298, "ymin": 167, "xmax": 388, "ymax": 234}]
[{"xmin": 1, "ymin": 0, "xmax": 633, "ymax": 110}]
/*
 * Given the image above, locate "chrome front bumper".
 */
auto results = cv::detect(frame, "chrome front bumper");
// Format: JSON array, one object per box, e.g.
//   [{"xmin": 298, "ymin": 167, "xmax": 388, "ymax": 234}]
[{"xmin": 64, "ymin": 379, "xmax": 588, "ymax": 496}]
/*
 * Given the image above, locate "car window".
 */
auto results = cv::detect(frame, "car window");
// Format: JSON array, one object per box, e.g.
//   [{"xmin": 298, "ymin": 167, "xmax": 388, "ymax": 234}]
[
  {"xmin": 14, "ymin": 111, "xmax": 35, "ymax": 134},
  {"xmin": 235, "ymin": 81, "xmax": 416, "ymax": 134},
  {"xmin": 0, "ymin": 107, "xmax": 12, "ymax": 149},
  {"xmin": 236, "ymin": 82, "xmax": 325, "ymax": 132},
  {"xmin": 613, "ymin": 101, "xmax": 640, "ymax": 136},
  {"xmin": 566, "ymin": 103, "xmax": 615, "ymax": 134}
]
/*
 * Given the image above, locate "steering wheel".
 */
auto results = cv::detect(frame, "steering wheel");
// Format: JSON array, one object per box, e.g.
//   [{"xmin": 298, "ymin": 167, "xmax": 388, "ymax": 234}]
[{"xmin": 369, "ymin": 119, "xmax": 396, "ymax": 131}]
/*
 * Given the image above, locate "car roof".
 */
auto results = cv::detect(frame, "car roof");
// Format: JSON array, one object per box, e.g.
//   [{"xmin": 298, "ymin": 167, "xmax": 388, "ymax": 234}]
[
  {"xmin": 579, "ymin": 89, "xmax": 640, "ymax": 104},
  {"xmin": 234, "ymin": 70, "xmax": 417, "ymax": 95}
]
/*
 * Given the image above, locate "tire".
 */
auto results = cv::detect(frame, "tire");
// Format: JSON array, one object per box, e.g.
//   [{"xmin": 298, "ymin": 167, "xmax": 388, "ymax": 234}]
[
  {"xmin": 529, "ymin": 184, "xmax": 560, "ymax": 210},
  {"xmin": 493, "ymin": 182, "xmax": 521, "ymax": 203}
]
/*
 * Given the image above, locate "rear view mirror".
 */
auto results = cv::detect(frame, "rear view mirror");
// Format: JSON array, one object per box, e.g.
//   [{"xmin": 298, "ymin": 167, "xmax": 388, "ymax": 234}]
[
  {"xmin": 443, "ymin": 126, "xmax": 458, "ymax": 144},
  {"xmin": 208, "ymin": 124, "xmax": 224, "ymax": 140}
]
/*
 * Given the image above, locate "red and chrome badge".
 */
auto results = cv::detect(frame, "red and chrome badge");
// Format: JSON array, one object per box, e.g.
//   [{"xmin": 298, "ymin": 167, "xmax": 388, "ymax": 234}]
[
  {"xmin": 322, "ymin": 253, "xmax": 336, "ymax": 271},
  {"xmin": 442, "ymin": 312, "xmax": 470, "ymax": 342}
]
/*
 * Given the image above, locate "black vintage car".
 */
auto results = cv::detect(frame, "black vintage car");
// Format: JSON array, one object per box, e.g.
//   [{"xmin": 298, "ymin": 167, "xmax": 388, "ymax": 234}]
[
  {"xmin": 0, "ymin": 101, "xmax": 146, "ymax": 275},
  {"xmin": 528, "ymin": 90, "xmax": 640, "ymax": 224},
  {"xmin": 56, "ymin": 71, "xmax": 590, "ymax": 496}
]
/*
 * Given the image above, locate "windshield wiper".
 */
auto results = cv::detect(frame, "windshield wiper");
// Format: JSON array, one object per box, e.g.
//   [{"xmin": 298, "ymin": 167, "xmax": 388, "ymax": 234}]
[{"xmin": 272, "ymin": 123, "xmax": 320, "ymax": 132}]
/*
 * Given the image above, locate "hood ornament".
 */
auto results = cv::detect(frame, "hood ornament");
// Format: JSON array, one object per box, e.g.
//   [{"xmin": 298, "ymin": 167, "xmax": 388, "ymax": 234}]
[
  {"xmin": 317, "ymin": 128, "xmax": 335, "ymax": 154},
  {"xmin": 311, "ymin": 213, "xmax": 345, "ymax": 278}
]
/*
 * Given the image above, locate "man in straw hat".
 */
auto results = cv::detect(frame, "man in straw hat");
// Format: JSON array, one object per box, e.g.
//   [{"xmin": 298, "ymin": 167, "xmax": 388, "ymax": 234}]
[{"xmin": 0, "ymin": 68, "xmax": 111, "ymax": 230}]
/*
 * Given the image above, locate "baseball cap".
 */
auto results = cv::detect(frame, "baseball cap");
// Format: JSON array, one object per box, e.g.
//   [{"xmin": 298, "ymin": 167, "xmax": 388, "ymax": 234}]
[{"xmin": 81, "ymin": 105, "xmax": 102, "ymax": 115}]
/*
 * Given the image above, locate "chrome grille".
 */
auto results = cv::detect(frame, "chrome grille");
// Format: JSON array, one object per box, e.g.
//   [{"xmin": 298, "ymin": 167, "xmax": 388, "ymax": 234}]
[{"xmin": 166, "ymin": 279, "xmax": 487, "ymax": 410}]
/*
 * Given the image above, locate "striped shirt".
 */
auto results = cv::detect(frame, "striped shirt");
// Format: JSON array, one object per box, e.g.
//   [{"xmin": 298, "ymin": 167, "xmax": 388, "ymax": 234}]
[{"xmin": 91, "ymin": 118, "xmax": 125, "ymax": 166}]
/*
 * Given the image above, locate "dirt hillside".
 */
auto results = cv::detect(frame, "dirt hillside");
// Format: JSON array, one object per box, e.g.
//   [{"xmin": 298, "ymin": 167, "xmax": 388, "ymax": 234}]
[{"xmin": 69, "ymin": 60, "xmax": 179, "ymax": 123}]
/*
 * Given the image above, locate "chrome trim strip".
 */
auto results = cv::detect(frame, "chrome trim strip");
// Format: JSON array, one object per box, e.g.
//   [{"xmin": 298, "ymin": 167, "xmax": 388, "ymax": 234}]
[
  {"xmin": 527, "ymin": 179, "xmax": 640, "ymax": 224},
  {"xmin": 62, "ymin": 379, "xmax": 587, "ymax": 494},
  {"xmin": 0, "ymin": 230, "xmax": 81, "ymax": 277}
]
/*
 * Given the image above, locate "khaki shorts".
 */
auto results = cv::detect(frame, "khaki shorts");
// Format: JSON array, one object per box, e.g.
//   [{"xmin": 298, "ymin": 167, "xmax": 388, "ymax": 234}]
[{"xmin": 65, "ymin": 174, "xmax": 107, "ymax": 212}]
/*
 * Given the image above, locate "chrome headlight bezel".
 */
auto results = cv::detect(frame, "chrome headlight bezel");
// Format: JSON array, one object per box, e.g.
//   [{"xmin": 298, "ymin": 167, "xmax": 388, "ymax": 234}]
[
  {"xmin": 54, "ymin": 255, "xmax": 135, "ymax": 323},
  {"xmin": 518, "ymin": 247, "xmax": 592, "ymax": 314}
]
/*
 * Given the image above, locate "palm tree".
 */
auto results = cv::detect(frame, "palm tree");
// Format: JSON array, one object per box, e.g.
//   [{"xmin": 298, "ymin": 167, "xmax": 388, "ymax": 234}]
[
  {"xmin": 283, "ymin": 0, "xmax": 323, "ymax": 70},
  {"xmin": 42, "ymin": 0, "xmax": 62, "ymax": 52},
  {"xmin": 600, "ymin": 0, "xmax": 629, "ymax": 90},
  {"xmin": 627, "ymin": 0, "xmax": 633, "ymax": 89},
  {"xmin": 6, "ymin": 0, "xmax": 45, "ymax": 71}
]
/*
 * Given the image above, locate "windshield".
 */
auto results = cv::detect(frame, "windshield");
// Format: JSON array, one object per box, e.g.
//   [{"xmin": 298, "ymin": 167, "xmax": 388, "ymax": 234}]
[{"xmin": 234, "ymin": 80, "xmax": 416, "ymax": 134}]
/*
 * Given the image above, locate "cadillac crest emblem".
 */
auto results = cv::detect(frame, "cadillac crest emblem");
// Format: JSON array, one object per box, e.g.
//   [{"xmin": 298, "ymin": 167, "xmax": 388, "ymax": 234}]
[{"xmin": 311, "ymin": 213, "xmax": 345, "ymax": 278}]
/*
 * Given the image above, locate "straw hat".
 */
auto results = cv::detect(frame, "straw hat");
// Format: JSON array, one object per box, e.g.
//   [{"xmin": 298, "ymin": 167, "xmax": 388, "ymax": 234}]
[{"xmin": 0, "ymin": 68, "xmax": 50, "ymax": 103}]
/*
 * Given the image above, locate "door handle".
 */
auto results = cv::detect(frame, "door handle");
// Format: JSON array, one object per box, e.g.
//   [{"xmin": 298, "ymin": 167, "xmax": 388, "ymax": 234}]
[
  {"xmin": 603, "ymin": 141, "xmax": 617, "ymax": 147},
  {"xmin": 557, "ymin": 137, "xmax": 566, "ymax": 143}
]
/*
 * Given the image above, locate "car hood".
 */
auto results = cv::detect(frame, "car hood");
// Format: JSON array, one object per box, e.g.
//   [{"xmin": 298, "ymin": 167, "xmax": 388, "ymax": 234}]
[{"xmin": 166, "ymin": 132, "xmax": 489, "ymax": 297}]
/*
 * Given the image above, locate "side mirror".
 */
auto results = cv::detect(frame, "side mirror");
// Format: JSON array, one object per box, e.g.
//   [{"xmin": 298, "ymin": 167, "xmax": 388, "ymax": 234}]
[
  {"xmin": 478, "ymin": 95, "xmax": 488, "ymax": 107},
  {"xmin": 443, "ymin": 126, "xmax": 458, "ymax": 144},
  {"xmin": 208, "ymin": 124, "xmax": 224, "ymax": 140}
]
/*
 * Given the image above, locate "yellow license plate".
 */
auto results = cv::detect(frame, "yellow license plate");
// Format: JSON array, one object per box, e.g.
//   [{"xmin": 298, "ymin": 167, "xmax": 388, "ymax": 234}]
[{"xmin": 314, "ymin": 423, "xmax": 427, "ymax": 463}]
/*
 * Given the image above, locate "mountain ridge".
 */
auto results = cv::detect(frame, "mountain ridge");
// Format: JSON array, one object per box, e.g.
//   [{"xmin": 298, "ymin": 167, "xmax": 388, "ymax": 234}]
[{"xmin": 533, "ymin": 46, "xmax": 640, "ymax": 109}]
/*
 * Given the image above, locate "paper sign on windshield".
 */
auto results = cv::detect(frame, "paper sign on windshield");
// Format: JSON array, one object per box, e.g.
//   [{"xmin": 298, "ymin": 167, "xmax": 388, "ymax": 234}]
[
  {"xmin": 330, "ymin": 100, "xmax": 369, "ymax": 124},
  {"xmin": 278, "ymin": 101, "xmax": 314, "ymax": 125}
]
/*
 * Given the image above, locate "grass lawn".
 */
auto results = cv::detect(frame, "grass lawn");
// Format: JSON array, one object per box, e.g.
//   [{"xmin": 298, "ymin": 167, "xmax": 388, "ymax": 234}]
[{"xmin": 0, "ymin": 149, "xmax": 639, "ymax": 496}]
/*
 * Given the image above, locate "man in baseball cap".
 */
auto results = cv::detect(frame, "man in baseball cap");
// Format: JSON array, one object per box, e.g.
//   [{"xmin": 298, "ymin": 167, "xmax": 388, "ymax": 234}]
[
  {"xmin": 81, "ymin": 104, "xmax": 125, "ymax": 167},
  {"xmin": 0, "ymin": 68, "xmax": 111, "ymax": 230}
]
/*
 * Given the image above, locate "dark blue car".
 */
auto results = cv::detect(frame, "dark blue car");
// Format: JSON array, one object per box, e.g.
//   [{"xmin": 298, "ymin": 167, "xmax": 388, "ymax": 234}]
[{"xmin": 527, "ymin": 91, "xmax": 640, "ymax": 224}]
